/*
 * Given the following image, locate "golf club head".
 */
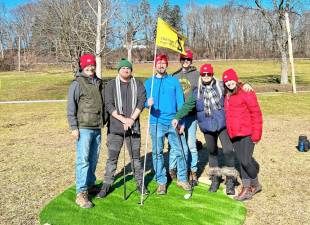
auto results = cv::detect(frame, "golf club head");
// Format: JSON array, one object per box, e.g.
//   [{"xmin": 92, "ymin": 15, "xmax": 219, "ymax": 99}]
[{"xmin": 184, "ymin": 192, "xmax": 192, "ymax": 200}]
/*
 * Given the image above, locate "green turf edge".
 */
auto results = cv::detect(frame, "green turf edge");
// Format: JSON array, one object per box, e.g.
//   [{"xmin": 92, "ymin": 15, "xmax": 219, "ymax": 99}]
[{"xmin": 39, "ymin": 176, "xmax": 246, "ymax": 225}]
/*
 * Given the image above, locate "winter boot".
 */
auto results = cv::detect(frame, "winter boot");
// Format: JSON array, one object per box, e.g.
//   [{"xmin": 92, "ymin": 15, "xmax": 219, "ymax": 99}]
[
  {"xmin": 189, "ymin": 171, "xmax": 198, "ymax": 186},
  {"xmin": 156, "ymin": 184, "xmax": 166, "ymax": 195},
  {"xmin": 177, "ymin": 181, "xmax": 192, "ymax": 191},
  {"xmin": 251, "ymin": 177, "xmax": 262, "ymax": 196},
  {"xmin": 234, "ymin": 186, "xmax": 253, "ymax": 201},
  {"xmin": 225, "ymin": 176, "xmax": 236, "ymax": 195},
  {"xmin": 76, "ymin": 191, "xmax": 93, "ymax": 208},
  {"xmin": 96, "ymin": 183, "xmax": 111, "ymax": 199},
  {"xmin": 169, "ymin": 169, "xmax": 177, "ymax": 181},
  {"xmin": 208, "ymin": 176, "xmax": 221, "ymax": 192}
]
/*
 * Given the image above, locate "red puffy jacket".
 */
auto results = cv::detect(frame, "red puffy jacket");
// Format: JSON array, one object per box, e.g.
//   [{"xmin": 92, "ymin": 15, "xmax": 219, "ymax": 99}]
[{"xmin": 224, "ymin": 88, "xmax": 263, "ymax": 142}]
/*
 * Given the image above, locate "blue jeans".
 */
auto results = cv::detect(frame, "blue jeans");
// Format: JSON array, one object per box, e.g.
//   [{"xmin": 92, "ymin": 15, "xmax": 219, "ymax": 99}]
[
  {"xmin": 169, "ymin": 116, "xmax": 198, "ymax": 172},
  {"xmin": 150, "ymin": 123, "xmax": 188, "ymax": 185},
  {"xmin": 76, "ymin": 128, "xmax": 101, "ymax": 193}
]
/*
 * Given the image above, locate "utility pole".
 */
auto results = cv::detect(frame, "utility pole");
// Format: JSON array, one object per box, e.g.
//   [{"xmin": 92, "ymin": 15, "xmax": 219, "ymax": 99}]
[
  {"xmin": 285, "ymin": 11, "xmax": 296, "ymax": 94},
  {"xmin": 18, "ymin": 36, "xmax": 21, "ymax": 72},
  {"xmin": 95, "ymin": 0, "xmax": 102, "ymax": 78}
]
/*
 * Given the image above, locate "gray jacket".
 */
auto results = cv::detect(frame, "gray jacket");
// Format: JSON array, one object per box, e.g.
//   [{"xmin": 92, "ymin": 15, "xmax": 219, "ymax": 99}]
[{"xmin": 67, "ymin": 71, "xmax": 107, "ymax": 130}]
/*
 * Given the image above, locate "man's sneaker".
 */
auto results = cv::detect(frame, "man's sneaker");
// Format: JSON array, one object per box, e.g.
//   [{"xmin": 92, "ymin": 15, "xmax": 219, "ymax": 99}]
[
  {"xmin": 177, "ymin": 181, "xmax": 191, "ymax": 191},
  {"xmin": 96, "ymin": 183, "xmax": 111, "ymax": 199},
  {"xmin": 169, "ymin": 170, "xmax": 177, "ymax": 181},
  {"xmin": 76, "ymin": 191, "xmax": 93, "ymax": 208},
  {"xmin": 156, "ymin": 184, "xmax": 166, "ymax": 195},
  {"xmin": 87, "ymin": 184, "xmax": 100, "ymax": 195}
]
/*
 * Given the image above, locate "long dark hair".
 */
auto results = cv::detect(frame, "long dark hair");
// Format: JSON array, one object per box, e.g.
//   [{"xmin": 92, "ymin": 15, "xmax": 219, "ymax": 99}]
[{"xmin": 224, "ymin": 82, "xmax": 243, "ymax": 96}]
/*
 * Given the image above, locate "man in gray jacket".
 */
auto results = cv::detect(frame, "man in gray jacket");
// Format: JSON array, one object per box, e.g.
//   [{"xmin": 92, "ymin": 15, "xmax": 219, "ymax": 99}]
[
  {"xmin": 96, "ymin": 58, "xmax": 148, "ymax": 198},
  {"xmin": 171, "ymin": 49, "xmax": 200, "ymax": 185},
  {"xmin": 67, "ymin": 54, "xmax": 105, "ymax": 208}
]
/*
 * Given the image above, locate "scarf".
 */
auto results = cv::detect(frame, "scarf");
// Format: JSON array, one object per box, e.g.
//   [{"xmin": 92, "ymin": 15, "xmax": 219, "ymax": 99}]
[
  {"xmin": 115, "ymin": 75, "xmax": 137, "ymax": 116},
  {"xmin": 202, "ymin": 79, "xmax": 222, "ymax": 117}
]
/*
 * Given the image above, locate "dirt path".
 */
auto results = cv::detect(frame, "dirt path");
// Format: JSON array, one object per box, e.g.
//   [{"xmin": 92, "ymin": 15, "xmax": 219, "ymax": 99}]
[{"xmin": 0, "ymin": 104, "xmax": 309, "ymax": 225}]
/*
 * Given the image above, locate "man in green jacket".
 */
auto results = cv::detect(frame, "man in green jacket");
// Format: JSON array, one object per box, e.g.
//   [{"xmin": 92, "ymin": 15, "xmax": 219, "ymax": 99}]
[{"xmin": 67, "ymin": 54, "xmax": 105, "ymax": 208}]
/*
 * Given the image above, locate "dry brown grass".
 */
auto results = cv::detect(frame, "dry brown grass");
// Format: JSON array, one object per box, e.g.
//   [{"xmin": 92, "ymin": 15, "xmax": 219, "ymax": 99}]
[{"xmin": 0, "ymin": 96, "xmax": 310, "ymax": 225}]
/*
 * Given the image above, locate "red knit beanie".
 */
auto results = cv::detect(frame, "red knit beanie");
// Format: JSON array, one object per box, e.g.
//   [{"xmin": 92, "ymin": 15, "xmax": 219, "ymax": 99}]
[
  {"xmin": 222, "ymin": 68, "xmax": 238, "ymax": 83},
  {"xmin": 200, "ymin": 64, "xmax": 214, "ymax": 76},
  {"xmin": 155, "ymin": 54, "xmax": 168, "ymax": 66},
  {"xmin": 180, "ymin": 49, "xmax": 193, "ymax": 60},
  {"xmin": 80, "ymin": 54, "xmax": 96, "ymax": 70}
]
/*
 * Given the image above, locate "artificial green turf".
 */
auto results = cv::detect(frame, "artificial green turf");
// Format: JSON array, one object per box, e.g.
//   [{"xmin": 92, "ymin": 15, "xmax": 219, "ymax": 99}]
[{"xmin": 40, "ymin": 175, "xmax": 246, "ymax": 225}]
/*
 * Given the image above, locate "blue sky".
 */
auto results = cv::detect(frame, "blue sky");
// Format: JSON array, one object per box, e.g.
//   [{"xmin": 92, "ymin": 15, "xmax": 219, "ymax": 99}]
[
  {"xmin": 1, "ymin": 0, "xmax": 249, "ymax": 10},
  {"xmin": 1, "ymin": 0, "xmax": 308, "ymax": 11}
]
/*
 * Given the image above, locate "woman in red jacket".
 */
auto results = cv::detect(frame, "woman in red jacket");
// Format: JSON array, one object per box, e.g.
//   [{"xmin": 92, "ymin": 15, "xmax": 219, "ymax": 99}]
[{"xmin": 222, "ymin": 68, "xmax": 263, "ymax": 201}]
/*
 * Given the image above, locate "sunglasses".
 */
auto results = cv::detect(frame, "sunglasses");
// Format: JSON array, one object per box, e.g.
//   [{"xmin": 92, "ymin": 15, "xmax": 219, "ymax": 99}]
[
  {"xmin": 180, "ymin": 58, "xmax": 192, "ymax": 62},
  {"xmin": 200, "ymin": 72, "xmax": 213, "ymax": 77}
]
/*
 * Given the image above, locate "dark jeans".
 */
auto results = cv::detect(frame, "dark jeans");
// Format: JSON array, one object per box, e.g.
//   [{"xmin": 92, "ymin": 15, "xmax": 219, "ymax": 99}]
[
  {"xmin": 204, "ymin": 128, "xmax": 235, "ymax": 169},
  {"xmin": 232, "ymin": 136, "xmax": 260, "ymax": 180},
  {"xmin": 103, "ymin": 133, "xmax": 143, "ymax": 187}
]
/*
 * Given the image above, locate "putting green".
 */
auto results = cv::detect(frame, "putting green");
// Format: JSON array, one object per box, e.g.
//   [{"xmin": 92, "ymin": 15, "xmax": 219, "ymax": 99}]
[{"xmin": 40, "ymin": 175, "xmax": 246, "ymax": 225}]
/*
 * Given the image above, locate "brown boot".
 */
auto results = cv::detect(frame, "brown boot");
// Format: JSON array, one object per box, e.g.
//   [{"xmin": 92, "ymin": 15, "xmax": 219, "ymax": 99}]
[
  {"xmin": 190, "ymin": 171, "xmax": 198, "ymax": 186},
  {"xmin": 169, "ymin": 170, "xmax": 177, "ymax": 181},
  {"xmin": 156, "ymin": 184, "xmax": 166, "ymax": 195},
  {"xmin": 234, "ymin": 187, "xmax": 253, "ymax": 201},
  {"xmin": 251, "ymin": 183, "xmax": 262, "ymax": 195},
  {"xmin": 177, "ymin": 181, "xmax": 191, "ymax": 191},
  {"xmin": 76, "ymin": 191, "xmax": 93, "ymax": 208}
]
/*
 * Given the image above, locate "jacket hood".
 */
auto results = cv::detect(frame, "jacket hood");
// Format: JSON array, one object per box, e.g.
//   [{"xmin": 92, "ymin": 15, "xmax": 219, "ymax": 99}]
[
  {"xmin": 75, "ymin": 71, "xmax": 98, "ymax": 79},
  {"xmin": 172, "ymin": 66, "xmax": 197, "ymax": 75}
]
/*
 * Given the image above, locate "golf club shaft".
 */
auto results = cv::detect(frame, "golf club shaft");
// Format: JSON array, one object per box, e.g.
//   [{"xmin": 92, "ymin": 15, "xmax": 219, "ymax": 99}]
[
  {"xmin": 123, "ymin": 132, "xmax": 126, "ymax": 200},
  {"xmin": 175, "ymin": 128, "xmax": 193, "ymax": 196}
]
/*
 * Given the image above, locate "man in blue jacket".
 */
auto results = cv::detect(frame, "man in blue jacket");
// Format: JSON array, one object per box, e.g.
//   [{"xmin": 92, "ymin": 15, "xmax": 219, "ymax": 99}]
[{"xmin": 145, "ymin": 54, "xmax": 191, "ymax": 195}]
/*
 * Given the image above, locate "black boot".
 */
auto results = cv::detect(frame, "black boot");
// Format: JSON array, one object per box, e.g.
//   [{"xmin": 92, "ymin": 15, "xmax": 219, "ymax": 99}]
[
  {"xmin": 208, "ymin": 176, "xmax": 221, "ymax": 192},
  {"xmin": 225, "ymin": 176, "xmax": 236, "ymax": 195},
  {"xmin": 96, "ymin": 183, "xmax": 111, "ymax": 199}
]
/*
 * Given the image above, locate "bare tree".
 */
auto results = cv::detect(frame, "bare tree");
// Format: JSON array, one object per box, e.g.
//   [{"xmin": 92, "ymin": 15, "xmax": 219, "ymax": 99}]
[
  {"xmin": 117, "ymin": 1, "xmax": 148, "ymax": 63},
  {"xmin": 254, "ymin": 0, "xmax": 298, "ymax": 84}
]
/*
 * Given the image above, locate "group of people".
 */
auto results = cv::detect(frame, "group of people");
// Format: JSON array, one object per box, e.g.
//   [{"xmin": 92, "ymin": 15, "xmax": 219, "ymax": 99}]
[{"xmin": 67, "ymin": 51, "xmax": 263, "ymax": 209}]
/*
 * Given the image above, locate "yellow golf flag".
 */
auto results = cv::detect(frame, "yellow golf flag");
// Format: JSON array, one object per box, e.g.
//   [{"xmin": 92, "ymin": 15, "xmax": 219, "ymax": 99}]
[{"xmin": 155, "ymin": 18, "xmax": 187, "ymax": 54}]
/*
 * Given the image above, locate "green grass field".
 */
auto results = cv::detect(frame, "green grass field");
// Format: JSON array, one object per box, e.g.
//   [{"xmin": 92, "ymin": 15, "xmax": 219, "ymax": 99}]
[
  {"xmin": 1, "ymin": 60, "xmax": 310, "ymax": 225},
  {"xmin": 0, "ymin": 59, "xmax": 309, "ymax": 101},
  {"xmin": 39, "ymin": 175, "xmax": 246, "ymax": 225}
]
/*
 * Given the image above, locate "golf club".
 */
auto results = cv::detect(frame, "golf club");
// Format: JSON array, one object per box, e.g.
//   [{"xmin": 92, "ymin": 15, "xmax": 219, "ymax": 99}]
[
  {"xmin": 123, "ymin": 131, "xmax": 127, "ymax": 200},
  {"xmin": 175, "ymin": 127, "xmax": 193, "ymax": 200}
]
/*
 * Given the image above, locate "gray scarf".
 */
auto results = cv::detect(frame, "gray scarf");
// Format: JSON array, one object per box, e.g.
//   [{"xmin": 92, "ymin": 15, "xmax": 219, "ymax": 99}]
[{"xmin": 115, "ymin": 75, "xmax": 137, "ymax": 116}]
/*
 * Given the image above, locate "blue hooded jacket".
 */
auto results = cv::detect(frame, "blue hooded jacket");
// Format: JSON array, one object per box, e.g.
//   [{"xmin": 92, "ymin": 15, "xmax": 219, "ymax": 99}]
[{"xmin": 145, "ymin": 75, "xmax": 184, "ymax": 125}]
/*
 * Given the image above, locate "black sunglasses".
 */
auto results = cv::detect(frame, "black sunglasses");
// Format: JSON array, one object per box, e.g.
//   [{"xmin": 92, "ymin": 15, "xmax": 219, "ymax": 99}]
[
  {"xmin": 200, "ymin": 72, "xmax": 213, "ymax": 77},
  {"xmin": 180, "ymin": 58, "xmax": 192, "ymax": 62}
]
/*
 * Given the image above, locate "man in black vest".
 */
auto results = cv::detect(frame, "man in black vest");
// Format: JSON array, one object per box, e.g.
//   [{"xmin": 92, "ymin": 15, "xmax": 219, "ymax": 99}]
[
  {"xmin": 67, "ymin": 54, "xmax": 105, "ymax": 208},
  {"xmin": 96, "ymin": 58, "xmax": 148, "ymax": 198}
]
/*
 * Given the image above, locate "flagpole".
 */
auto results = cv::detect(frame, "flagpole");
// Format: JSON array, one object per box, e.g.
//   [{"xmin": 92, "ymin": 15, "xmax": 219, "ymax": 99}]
[{"xmin": 140, "ymin": 44, "xmax": 157, "ymax": 205}]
